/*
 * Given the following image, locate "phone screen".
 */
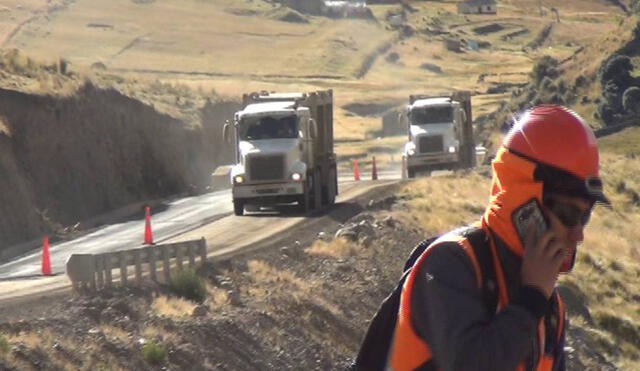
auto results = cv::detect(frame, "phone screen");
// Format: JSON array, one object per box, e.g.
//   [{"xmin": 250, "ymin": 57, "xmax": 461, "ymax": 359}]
[{"xmin": 513, "ymin": 199, "xmax": 549, "ymax": 246}]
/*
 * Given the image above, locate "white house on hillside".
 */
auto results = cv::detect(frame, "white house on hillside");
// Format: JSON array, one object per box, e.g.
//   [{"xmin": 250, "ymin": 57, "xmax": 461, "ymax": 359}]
[{"xmin": 458, "ymin": 0, "xmax": 497, "ymax": 14}]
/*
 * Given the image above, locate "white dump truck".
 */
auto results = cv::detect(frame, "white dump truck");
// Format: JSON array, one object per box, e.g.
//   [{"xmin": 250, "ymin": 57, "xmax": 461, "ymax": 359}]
[
  {"xmin": 401, "ymin": 91, "xmax": 475, "ymax": 178},
  {"xmin": 223, "ymin": 90, "xmax": 338, "ymax": 216}
]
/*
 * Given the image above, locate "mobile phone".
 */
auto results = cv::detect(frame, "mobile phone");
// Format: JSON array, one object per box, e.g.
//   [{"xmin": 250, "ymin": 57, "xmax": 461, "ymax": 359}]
[{"xmin": 513, "ymin": 199, "xmax": 549, "ymax": 247}]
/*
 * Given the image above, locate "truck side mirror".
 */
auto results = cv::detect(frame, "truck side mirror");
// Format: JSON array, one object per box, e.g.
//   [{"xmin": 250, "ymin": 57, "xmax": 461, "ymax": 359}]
[
  {"xmin": 398, "ymin": 108, "xmax": 408, "ymax": 127},
  {"xmin": 309, "ymin": 118, "xmax": 318, "ymax": 140},
  {"xmin": 223, "ymin": 121, "xmax": 232, "ymax": 144}
]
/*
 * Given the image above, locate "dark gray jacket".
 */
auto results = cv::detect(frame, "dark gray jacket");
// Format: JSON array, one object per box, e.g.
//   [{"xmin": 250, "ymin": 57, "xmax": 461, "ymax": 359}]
[{"xmin": 410, "ymin": 233, "xmax": 565, "ymax": 371}]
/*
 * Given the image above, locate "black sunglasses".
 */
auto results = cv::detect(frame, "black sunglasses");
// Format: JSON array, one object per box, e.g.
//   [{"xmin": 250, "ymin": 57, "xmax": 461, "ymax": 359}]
[{"xmin": 544, "ymin": 198, "xmax": 593, "ymax": 228}]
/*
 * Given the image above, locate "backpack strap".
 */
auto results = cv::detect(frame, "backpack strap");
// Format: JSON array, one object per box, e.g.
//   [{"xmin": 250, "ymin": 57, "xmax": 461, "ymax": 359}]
[
  {"xmin": 465, "ymin": 227, "xmax": 499, "ymax": 315},
  {"xmin": 351, "ymin": 236, "xmax": 440, "ymax": 371},
  {"xmin": 351, "ymin": 227, "xmax": 498, "ymax": 371},
  {"xmin": 403, "ymin": 235, "xmax": 440, "ymax": 271}
]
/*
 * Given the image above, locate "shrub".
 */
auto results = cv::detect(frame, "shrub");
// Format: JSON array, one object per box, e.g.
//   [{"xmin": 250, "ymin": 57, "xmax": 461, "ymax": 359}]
[
  {"xmin": 597, "ymin": 102, "xmax": 615, "ymax": 125},
  {"xmin": 548, "ymin": 93, "xmax": 564, "ymax": 104},
  {"xmin": 600, "ymin": 54, "xmax": 633, "ymax": 89},
  {"xmin": 169, "ymin": 268, "xmax": 207, "ymax": 303},
  {"xmin": 595, "ymin": 312, "xmax": 640, "ymax": 346},
  {"xmin": 540, "ymin": 76, "xmax": 556, "ymax": 91},
  {"xmin": 531, "ymin": 56, "xmax": 559, "ymax": 85},
  {"xmin": 0, "ymin": 333, "xmax": 9, "ymax": 354},
  {"xmin": 574, "ymin": 75, "xmax": 587, "ymax": 88},
  {"xmin": 142, "ymin": 341, "xmax": 167, "ymax": 365},
  {"xmin": 622, "ymin": 86, "xmax": 640, "ymax": 115}
]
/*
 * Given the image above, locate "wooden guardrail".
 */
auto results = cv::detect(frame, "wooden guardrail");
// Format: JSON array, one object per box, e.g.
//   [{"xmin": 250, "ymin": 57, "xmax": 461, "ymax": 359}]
[{"xmin": 66, "ymin": 238, "xmax": 207, "ymax": 292}]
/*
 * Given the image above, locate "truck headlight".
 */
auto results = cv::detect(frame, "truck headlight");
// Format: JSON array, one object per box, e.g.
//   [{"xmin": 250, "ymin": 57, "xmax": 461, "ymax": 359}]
[
  {"xmin": 448, "ymin": 146, "xmax": 456, "ymax": 153},
  {"xmin": 233, "ymin": 175, "xmax": 245, "ymax": 184},
  {"xmin": 407, "ymin": 148, "xmax": 416, "ymax": 156},
  {"xmin": 291, "ymin": 172, "xmax": 302, "ymax": 182}
]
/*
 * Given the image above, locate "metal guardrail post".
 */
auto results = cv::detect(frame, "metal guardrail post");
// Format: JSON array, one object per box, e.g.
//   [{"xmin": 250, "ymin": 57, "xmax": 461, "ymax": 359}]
[
  {"xmin": 105, "ymin": 254, "xmax": 113, "ymax": 288},
  {"xmin": 96, "ymin": 255, "xmax": 104, "ymax": 289},
  {"xmin": 163, "ymin": 245, "xmax": 171, "ymax": 282},
  {"xmin": 147, "ymin": 246, "xmax": 157, "ymax": 281},
  {"xmin": 176, "ymin": 245, "xmax": 184, "ymax": 271},
  {"xmin": 134, "ymin": 249, "xmax": 142, "ymax": 284},
  {"xmin": 200, "ymin": 237, "xmax": 207, "ymax": 264},
  {"xmin": 119, "ymin": 251, "xmax": 127, "ymax": 286},
  {"xmin": 188, "ymin": 244, "xmax": 196, "ymax": 267}
]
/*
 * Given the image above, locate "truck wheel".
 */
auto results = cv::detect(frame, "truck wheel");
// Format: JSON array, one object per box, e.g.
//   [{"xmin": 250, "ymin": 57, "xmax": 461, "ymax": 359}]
[
  {"xmin": 299, "ymin": 180, "xmax": 310, "ymax": 213},
  {"xmin": 233, "ymin": 199, "xmax": 244, "ymax": 216},
  {"xmin": 324, "ymin": 167, "xmax": 337, "ymax": 205},
  {"xmin": 313, "ymin": 169, "xmax": 322, "ymax": 210}
]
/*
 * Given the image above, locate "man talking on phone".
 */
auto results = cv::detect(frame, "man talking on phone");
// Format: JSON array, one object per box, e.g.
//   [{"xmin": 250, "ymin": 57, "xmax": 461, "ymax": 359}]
[{"xmin": 385, "ymin": 105, "xmax": 609, "ymax": 371}]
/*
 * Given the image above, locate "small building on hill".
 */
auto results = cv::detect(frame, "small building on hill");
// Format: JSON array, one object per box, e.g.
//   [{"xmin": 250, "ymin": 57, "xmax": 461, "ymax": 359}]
[{"xmin": 458, "ymin": 0, "xmax": 497, "ymax": 15}]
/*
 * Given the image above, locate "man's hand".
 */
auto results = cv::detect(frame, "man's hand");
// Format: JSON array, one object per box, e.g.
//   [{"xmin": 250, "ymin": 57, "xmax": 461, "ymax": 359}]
[{"xmin": 520, "ymin": 213, "xmax": 566, "ymax": 299}]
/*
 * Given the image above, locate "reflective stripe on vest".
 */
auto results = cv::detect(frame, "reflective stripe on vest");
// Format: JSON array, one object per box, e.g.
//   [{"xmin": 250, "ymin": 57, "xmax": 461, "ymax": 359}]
[{"xmin": 387, "ymin": 230, "xmax": 564, "ymax": 371}]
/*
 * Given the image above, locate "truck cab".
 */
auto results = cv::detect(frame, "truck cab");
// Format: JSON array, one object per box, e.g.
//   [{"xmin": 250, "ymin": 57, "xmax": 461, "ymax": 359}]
[
  {"xmin": 401, "ymin": 92, "xmax": 474, "ymax": 178},
  {"xmin": 225, "ymin": 91, "xmax": 337, "ymax": 216}
]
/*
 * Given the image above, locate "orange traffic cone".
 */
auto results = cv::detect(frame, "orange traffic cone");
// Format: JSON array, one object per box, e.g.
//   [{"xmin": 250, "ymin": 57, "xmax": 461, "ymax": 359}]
[
  {"xmin": 353, "ymin": 159, "xmax": 361, "ymax": 181},
  {"xmin": 371, "ymin": 156, "xmax": 378, "ymax": 180},
  {"xmin": 42, "ymin": 236, "xmax": 52, "ymax": 276},
  {"xmin": 144, "ymin": 206, "xmax": 154, "ymax": 245}
]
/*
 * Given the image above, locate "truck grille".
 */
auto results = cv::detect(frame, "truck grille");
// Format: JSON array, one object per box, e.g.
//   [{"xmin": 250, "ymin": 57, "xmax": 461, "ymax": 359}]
[
  {"xmin": 419, "ymin": 135, "xmax": 444, "ymax": 153},
  {"xmin": 247, "ymin": 155, "xmax": 285, "ymax": 181}
]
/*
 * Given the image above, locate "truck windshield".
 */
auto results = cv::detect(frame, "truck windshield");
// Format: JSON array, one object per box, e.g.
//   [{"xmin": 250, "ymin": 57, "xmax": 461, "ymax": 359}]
[
  {"xmin": 410, "ymin": 106, "xmax": 452, "ymax": 125},
  {"xmin": 239, "ymin": 115, "xmax": 298, "ymax": 140}
]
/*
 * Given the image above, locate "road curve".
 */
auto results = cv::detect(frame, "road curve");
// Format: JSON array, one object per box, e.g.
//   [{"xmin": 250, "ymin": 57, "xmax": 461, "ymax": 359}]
[{"xmin": 0, "ymin": 178, "xmax": 399, "ymax": 302}]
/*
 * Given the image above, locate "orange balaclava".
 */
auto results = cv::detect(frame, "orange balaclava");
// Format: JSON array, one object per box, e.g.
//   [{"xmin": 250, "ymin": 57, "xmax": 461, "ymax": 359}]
[{"xmin": 483, "ymin": 147, "xmax": 543, "ymax": 257}]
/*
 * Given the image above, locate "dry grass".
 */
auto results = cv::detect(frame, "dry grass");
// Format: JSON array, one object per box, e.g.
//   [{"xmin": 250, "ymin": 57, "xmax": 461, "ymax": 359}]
[
  {"xmin": 99, "ymin": 325, "xmax": 130, "ymax": 343},
  {"xmin": 0, "ymin": 117, "xmax": 11, "ymax": 137},
  {"xmin": 206, "ymin": 285, "xmax": 231, "ymax": 310},
  {"xmin": 305, "ymin": 237, "xmax": 363, "ymax": 258},
  {"xmin": 398, "ymin": 171, "xmax": 491, "ymax": 234},
  {"xmin": 556, "ymin": 127, "xmax": 640, "ymax": 367},
  {"xmin": 8, "ymin": 331, "xmax": 44, "ymax": 348},
  {"xmin": 247, "ymin": 260, "xmax": 311, "ymax": 292},
  {"xmin": 152, "ymin": 295, "xmax": 197, "ymax": 319},
  {"xmin": 397, "ymin": 126, "xmax": 640, "ymax": 368},
  {"xmin": 246, "ymin": 259, "xmax": 342, "ymax": 315},
  {"xmin": 142, "ymin": 326, "xmax": 179, "ymax": 345}
]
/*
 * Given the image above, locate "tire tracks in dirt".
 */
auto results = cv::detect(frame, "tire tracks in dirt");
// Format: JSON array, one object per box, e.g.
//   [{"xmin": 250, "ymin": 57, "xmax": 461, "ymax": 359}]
[
  {"xmin": 112, "ymin": 33, "xmax": 152, "ymax": 58},
  {"xmin": 108, "ymin": 67, "xmax": 346, "ymax": 81},
  {"xmin": 355, "ymin": 35, "xmax": 399, "ymax": 79},
  {"xmin": 1, "ymin": 0, "xmax": 74, "ymax": 47}
]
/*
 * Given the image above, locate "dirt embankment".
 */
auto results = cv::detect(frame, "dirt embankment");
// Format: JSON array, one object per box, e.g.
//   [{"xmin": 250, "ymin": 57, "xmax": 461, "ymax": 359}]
[
  {"xmin": 0, "ymin": 187, "xmax": 617, "ymax": 370},
  {"xmin": 0, "ymin": 83, "xmax": 239, "ymax": 250}
]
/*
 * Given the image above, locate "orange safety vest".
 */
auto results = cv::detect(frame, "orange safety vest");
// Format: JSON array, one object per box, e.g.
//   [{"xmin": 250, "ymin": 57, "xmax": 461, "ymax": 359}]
[{"xmin": 387, "ymin": 229, "xmax": 566, "ymax": 371}]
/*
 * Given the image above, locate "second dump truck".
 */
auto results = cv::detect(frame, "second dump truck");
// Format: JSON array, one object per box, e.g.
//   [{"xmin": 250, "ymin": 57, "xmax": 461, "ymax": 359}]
[
  {"xmin": 223, "ymin": 90, "xmax": 338, "ymax": 216},
  {"xmin": 401, "ymin": 91, "xmax": 475, "ymax": 178}
]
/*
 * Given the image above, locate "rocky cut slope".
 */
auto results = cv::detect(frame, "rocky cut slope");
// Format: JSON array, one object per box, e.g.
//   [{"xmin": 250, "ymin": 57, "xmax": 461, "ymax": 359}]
[{"xmin": 0, "ymin": 80, "xmax": 239, "ymax": 251}]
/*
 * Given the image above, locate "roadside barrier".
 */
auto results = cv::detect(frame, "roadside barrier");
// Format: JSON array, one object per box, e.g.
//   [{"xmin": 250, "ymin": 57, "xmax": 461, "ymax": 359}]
[{"xmin": 66, "ymin": 238, "xmax": 207, "ymax": 293}]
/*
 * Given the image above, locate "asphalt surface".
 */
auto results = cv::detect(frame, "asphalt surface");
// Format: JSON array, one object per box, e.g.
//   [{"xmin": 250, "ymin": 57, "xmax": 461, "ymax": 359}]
[{"xmin": 0, "ymin": 170, "xmax": 401, "ymax": 280}]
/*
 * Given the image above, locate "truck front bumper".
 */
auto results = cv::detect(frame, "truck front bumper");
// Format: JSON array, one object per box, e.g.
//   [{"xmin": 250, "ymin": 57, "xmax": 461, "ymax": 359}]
[
  {"xmin": 407, "ymin": 153, "xmax": 458, "ymax": 167},
  {"xmin": 232, "ymin": 181, "xmax": 304, "ymax": 200}
]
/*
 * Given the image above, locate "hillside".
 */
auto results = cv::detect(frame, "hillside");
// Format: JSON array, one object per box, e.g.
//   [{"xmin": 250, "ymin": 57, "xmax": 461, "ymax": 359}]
[
  {"xmin": 0, "ymin": 128, "xmax": 638, "ymax": 370},
  {"xmin": 0, "ymin": 0, "xmax": 635, "ymax": 251},
  {"xmin": 0, "ymin": 0, "xmax": 638, "ymax": 369}
]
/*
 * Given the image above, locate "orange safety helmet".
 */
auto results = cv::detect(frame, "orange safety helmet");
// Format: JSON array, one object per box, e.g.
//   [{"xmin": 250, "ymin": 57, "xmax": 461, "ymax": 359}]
[{"xmin": 503, "ymin": 105, "xmax": 608, "ymax": 204}]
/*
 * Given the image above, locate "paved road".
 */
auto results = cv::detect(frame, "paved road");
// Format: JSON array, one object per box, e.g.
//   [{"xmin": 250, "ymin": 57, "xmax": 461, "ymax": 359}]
[{"xmin": 0, "ymin": 172, "xmax": 402, "ymax": 280}]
